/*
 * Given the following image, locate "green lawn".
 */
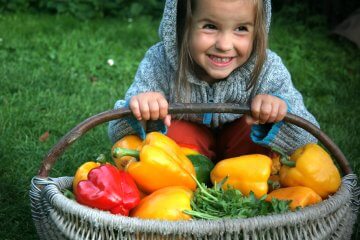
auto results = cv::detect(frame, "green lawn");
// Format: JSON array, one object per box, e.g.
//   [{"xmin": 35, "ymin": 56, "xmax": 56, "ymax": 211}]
[{"xmin": 0, "ymin": 9, "xmax": 359, "ymax": 240}]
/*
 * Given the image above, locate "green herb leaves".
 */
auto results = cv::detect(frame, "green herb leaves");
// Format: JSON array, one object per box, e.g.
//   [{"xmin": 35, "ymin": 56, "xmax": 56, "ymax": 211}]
[{"xmin": 184, "ymin": 176, "xmax": 291, "ymax": 220}]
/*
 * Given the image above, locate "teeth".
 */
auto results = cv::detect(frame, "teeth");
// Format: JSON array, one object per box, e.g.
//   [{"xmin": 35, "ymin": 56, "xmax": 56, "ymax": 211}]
[{"xmin": 212, "ymin": 57, "xmax": 231, "ymax": 63}]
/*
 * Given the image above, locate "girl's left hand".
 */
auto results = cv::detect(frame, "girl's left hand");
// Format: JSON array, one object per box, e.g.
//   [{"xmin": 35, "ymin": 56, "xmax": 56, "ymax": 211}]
[{"xmin": 246, "ymin": 94, "xmax": 287, "ymax": 125}]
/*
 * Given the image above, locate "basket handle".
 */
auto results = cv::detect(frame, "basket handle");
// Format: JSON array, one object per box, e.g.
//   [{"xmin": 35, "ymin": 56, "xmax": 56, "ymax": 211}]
[{"xmin": 37, "ymin": 103, "xmax": 352, "ymax": 178}]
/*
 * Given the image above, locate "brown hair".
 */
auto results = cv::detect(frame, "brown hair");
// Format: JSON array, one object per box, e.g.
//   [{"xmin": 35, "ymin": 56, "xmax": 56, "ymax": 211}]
[{"xmin": 173, "ymin": 0, "xmax": 267, "ymax": 102}]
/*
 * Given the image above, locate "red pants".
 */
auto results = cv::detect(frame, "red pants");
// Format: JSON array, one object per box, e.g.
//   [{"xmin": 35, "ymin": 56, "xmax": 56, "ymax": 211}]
[{"xmin": 166, "ymin": 117, "xmax": 271, "ymax": 162}]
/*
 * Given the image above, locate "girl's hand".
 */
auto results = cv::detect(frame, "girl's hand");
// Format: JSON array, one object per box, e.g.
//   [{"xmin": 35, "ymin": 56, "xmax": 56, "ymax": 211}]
[
  {"xmin": 246, "ymin": 94, "xmax": 287, "ymax": 125},
  {"xmin": 129, "ymin": 92, "xmax": 171, "ymax": 127}
]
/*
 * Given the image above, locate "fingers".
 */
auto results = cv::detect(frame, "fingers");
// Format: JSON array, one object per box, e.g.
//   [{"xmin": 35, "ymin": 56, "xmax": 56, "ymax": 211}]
[
  {"xmin": 163, "ymin": 114, "xmax": 172, "ymax": 127},
  {"xmin": 250, "ymin": 94, "xmax": 287, "ymax": 124},
  {"xmin": 251, "ymin": 96, "xmax": 273, "ymax": 124},
  {"xmin": 250, "ymin": 97, "xmax": 262, "ymax": 122},
  {"xmin": 129, "ymin": 96, "xmax": 142, "ymax": 120},
  {"xmin": 148, "ymin": 100, "xmax": 160, "ymax": 120},
  {"xmin": 276, "ymin": 103, "xmax": 287, "ymax": 122},
  {"xmin": 157, "ymin": 97, "xmax": 169, "ymax": 120},
  {"xmin": 257, "ymin": 101, "xmax": 273, "ymax": 124},
  {"xmin": 129, "ymin": 92, "xmax": 170, "ymax": 122},
  {"xmin": 244, "ymin": 114, "xmax": 258, "ymax": 125},
  {"xmin": 266, "ymin": 103, "xmax": 279, "ymax": 123}
]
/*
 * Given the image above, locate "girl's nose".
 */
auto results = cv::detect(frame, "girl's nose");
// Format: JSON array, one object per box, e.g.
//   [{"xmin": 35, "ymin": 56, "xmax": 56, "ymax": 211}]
[{"xmin": 215, "ymin": 33, "xmax": 233, "ymax": 52}]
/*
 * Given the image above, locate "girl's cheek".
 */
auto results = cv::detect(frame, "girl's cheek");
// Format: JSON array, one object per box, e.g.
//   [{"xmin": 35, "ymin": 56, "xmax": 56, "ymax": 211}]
[
  {"xmin": 237, "ymin": 38, "xmax": 253, "ymax": 57},
  {"xmin": 192, "ymin": 34, "xmax": 214, "ymax": 50}
]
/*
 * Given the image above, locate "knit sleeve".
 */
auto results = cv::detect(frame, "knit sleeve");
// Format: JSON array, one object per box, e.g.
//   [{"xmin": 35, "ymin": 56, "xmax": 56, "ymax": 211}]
[
  {"xmin": 250, "ymin": 51, "xmax": 319, "ymax": 154},
  {"xmin": 108, "ymin": 43, "xmax": 170, "ymax": 143}
]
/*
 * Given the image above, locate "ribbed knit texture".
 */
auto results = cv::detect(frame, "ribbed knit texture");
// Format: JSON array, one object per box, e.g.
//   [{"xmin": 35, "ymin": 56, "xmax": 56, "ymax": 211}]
[{"xmin": 108, "ymin": 0, "xmax": 319, "ymax": 153}]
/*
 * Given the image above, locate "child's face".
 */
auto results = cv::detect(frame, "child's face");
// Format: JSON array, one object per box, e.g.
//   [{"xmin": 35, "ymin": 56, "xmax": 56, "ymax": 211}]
[{"xmin": 189, "ymin": 0, "xmax": 255, "ymax": 83}]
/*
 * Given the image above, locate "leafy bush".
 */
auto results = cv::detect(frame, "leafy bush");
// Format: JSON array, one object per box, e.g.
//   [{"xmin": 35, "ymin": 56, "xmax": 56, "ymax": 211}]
[
  {"xmin": 0, "ymin": 0, "xmax": 164, "ymax": 19},
  {"xmin": 272, "ymin": 0, "xmax": 359, "ymax": 27}
]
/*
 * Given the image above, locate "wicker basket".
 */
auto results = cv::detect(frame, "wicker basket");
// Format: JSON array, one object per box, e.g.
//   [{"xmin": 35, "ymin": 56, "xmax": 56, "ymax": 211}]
[{"xmin": 30, "ymin": 103, "xmax": 359, "ymax": 240}]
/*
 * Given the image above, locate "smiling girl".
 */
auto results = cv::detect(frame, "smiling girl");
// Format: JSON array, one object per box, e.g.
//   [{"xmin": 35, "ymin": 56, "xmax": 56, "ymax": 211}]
[{"xmin": 109, "ymin": 0, "xmax": 319, "ymax": 160}]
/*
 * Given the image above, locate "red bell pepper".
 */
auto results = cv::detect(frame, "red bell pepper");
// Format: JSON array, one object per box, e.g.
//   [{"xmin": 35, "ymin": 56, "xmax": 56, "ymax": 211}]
[{"xmin": 76, "ymin": 164, "xmax": 140, "ymax": 215}]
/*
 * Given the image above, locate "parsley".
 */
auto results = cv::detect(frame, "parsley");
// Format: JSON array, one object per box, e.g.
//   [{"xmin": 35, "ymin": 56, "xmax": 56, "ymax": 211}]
[{"xmin": 184, "ymin": 176, "xmax": 291, "ymax": 219}]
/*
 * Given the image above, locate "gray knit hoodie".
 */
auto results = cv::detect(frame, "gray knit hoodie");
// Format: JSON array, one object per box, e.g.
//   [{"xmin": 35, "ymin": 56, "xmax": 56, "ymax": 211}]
[{"xmin": 108, "ymin": 0, "xmax": 319, "ymax": 154}]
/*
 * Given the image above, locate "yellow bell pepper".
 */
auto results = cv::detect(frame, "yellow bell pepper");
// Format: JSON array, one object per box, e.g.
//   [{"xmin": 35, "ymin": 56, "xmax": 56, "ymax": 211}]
[
  {"xmin": 113, "ymin": 132, "xmax": 196, "ymax": 193},
  {"xmin": 181, "ymin": 147, "xmax": 199, "ymax": 155},
  {"xmin": 266, "ymin": 186, "xmax": 322, "ymax": 210},
  {"xmin": 73, "ymin": 161, "xmax": 100, "ymax": 195},
  {"xmin": 210, "ymin": 154, "xmax": 272, "ymax": 198},
  {"xmin": 279, "ymin": 143, "xmax": 341, "ymax": 198},
  {"xmin": 111, "ymin": 134, "xmax": 143, "ymax": 170},
  {"xmin": 130, "ymin": 186, "xmax": 193, "ymax": 221},
  {"xmin": 72, "ymin": 154, "xmax": 107, "ymax": 195}
]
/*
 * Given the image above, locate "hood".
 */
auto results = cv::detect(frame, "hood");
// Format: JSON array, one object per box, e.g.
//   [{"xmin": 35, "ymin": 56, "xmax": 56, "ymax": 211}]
[{"xmin": 158, "ymin": 0, "xmax": 272, "ymax": 69}]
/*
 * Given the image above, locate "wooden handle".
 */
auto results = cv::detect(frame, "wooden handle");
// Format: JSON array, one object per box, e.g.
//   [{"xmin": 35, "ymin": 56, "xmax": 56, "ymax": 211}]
[{"xmin": 37, "ymin": 103, "xmax": 352, "ymax": 178}]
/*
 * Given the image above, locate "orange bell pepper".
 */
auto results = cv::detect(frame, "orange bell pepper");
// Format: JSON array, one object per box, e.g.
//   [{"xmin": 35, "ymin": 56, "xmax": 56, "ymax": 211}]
[
  {"xmin": 112, "ymin": 134, "xmax": 143, "ymax": 170},
  {"xmin": 130, "ymin": 186, "xmax": 193, "ymax": 220},
  {"xmin": 266, "ymin": 186, "xmax": 322, "ymax": 210},
  {"xmin": 113, "ymin": 132, "xmax": 196, "ymax": 193}
]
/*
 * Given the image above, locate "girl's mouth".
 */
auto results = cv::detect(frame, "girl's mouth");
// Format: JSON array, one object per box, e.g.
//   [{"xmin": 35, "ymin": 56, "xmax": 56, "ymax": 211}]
[{"xmin": 208, "ymin": 55, "xmax": 234, "ymax": 66}]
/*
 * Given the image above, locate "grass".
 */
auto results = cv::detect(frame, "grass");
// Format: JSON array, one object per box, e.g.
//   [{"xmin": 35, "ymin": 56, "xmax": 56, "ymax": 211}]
[
  {"xmin": 0, "ymin": 13, "xmax": 159, "ymax": 240},
  {"xmin": 0, "ymin": 7, "xmax": 359, "ymax": 240}
]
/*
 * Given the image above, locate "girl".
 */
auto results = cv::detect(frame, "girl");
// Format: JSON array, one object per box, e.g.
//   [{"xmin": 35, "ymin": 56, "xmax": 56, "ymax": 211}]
[{"xmin": 108, "ymin": 0, "xmax": 319, "ymax": 161}]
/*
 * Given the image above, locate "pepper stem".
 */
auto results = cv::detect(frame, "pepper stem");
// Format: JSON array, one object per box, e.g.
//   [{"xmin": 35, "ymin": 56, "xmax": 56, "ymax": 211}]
[
  {"xmin": 96, "ymin": 153, "xmax": 107, "ymax": 164},
  {"xmin": 271, "ymin": 147, "xmax": 296, "ymax": 167},
  {"xmin": 279, "ymin": 157, "xmax": 296, "ymax": 167},
  {"xmin": 113, "ymin": 147, "xmax": 140, "ymax": 159},
  {"xmin": 267, "ymin": 180, "xmax": 281, "ymax": 190}
]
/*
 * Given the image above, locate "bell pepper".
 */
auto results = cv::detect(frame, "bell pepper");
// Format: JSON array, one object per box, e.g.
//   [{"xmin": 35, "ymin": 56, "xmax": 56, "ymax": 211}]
[
  {"xmin": 113, "ymin": 132, "xmax": 196, "ymax": 193},
  {"xmin": 130, "ymin": 186, "xmax": 193, "ymax": 221},
  {"xmin": 72, "ymin": 154, "xmax": 107, "ymax": 195},
  {"xmin": 112, "ymin": 134, "xmax": 143, "ymax": 170},
  {"xmin": 279, "ymin": 143, "xmax": 341, "ymax": 198},
  {"xmin": 181, "ymin": 146, "xmax": 214, "ymax": 186},
  {"xmin": 180, "ymin": 146, "xmax": 200, "ymax": 156},
  {"xmin": 210, "ymin": 154, "xmax": 272, "ymax": 198},
  {"xmin": 76, "ymin": 164, "xmax": 140, "ymax": 215},
  {"xmin": 266, "ymin": 186, "xmax": 322, "ymax": 210}
]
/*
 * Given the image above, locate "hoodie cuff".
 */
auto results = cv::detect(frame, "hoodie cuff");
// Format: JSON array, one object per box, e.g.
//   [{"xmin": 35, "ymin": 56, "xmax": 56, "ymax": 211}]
[
  {"xmin": 147, "ymin": 120, "xmax": 168, "ymax": 135},
  {"xmin": 250, "ymin": 94, "xmax": 290, "ymax": 147},
  {"xmin": 119, "ymin": 117, "xmax": 168, "ymax": 140},
  {"xmin": 250, "ymin": 122, "xmax": 284, "ymax": 147},
  {"xmin": 126, "ymin": 117, "xmax": 147, "ymax": 139}
]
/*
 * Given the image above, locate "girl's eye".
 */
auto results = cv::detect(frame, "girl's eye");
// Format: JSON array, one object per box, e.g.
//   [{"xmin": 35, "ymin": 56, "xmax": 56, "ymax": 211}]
[
  {"xmin": 203, "ymin": 24, "xmax": 217, "ymax": 30},
  {"xmin": 236, "ymin": 26, "xmax": 248, "ymax": 32}
]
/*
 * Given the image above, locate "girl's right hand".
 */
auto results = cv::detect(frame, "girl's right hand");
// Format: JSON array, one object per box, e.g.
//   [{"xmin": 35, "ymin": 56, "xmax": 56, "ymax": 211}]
[{"xmin": 129, "ymin": 92, "xmax": 171, "ymax": 127}]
